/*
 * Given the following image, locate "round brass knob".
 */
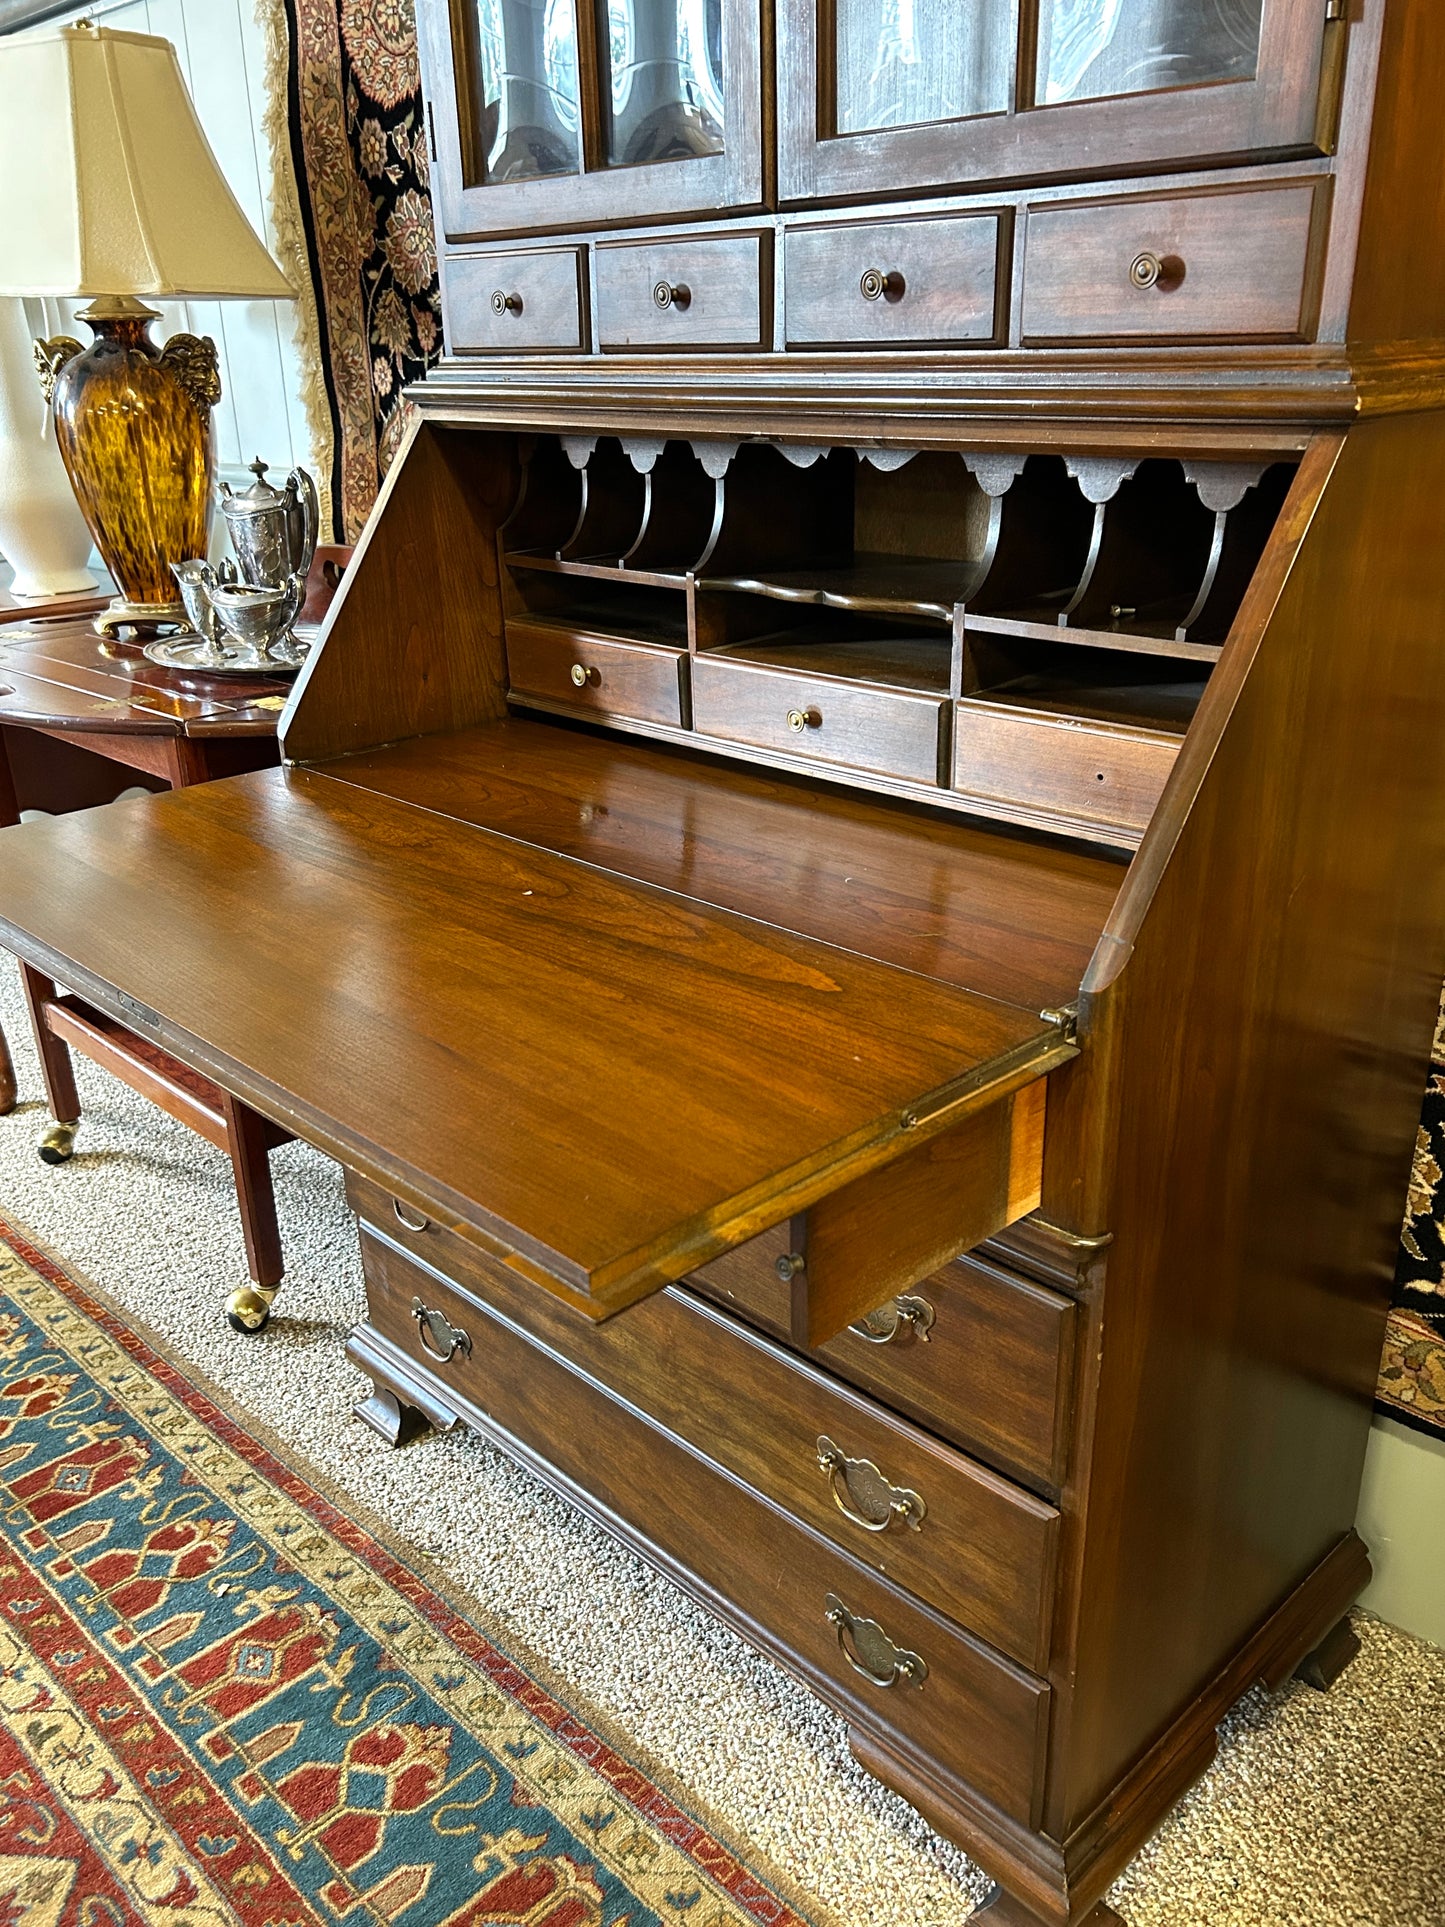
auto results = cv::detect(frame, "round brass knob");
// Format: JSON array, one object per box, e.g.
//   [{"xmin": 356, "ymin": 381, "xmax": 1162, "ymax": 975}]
[
  {"xmin": 570, "ymin": 662, "xmax": 600, "ymax": 688},
  {"xmin": 491, "ymin": 289, "xmax": 523, "ymax": 315},
  {"xmin": 1129, "ymin": 253, "xmax": 1163, "ymax": 290},
  {"xmin": 787, "ymin": 706, "xmax": 822, "ymax": 734},
  {"xmin": 860, "ymin": 269, "xmax": 905, "ymax": 302},
  {"xmin": 775, "ymin": 1251, "xmax": 806, "ymax": 1283},
  {"xmin": 652, "ymin": 280, "xmax": 691, "ymax": 311}
]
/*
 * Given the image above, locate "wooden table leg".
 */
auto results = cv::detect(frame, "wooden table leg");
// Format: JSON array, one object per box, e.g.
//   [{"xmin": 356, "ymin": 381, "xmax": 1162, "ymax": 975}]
[
  {"xmin": 219, "ymin": 1093, "xmax": 286, "ymax": 1333},
  {"xmin": 20, "ymin": 964, "xmax": 81, "ymax": 1161}
]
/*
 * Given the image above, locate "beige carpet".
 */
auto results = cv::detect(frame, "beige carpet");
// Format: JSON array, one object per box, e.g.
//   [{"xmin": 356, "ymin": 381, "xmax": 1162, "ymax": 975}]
[{"xmin": 0, "ymin": 946, "xmax": 1438, "ymax": 1926}]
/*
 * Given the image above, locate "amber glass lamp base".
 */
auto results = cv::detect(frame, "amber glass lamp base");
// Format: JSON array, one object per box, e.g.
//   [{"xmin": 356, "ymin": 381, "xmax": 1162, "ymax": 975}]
[{"xmin": 35, "ymin": 298, "xmax": 220, "ymax": 638}]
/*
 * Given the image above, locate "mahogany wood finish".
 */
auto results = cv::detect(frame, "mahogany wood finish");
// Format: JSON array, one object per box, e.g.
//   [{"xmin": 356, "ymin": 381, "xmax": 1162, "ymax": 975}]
[
  {"xmin": 0, "ymin": 5, "xmax": 1436, "ymax": 1924},
  {"xmin": 784, "ymin": 212, "xmax": 1006, "ymax": 348},
  {"xmin": 351, "ymin": 1224, "xmax": 1053, "ymax": 1829},
  {"xmin": 445, "ymin": 247, "xmax": 588, "ymax": 354},
  {"xmin": 690, "ymin": 1234, "xmax": 1078, "ymax": 1492},
  {"xmin": 1018, "ymin": 182, "xmax": 1325, "ymax": 346},
  {"xmin": 594, "ymin": 233, "xmax": 770, "ymax": 351},
  {"xmin": 0, "ymin": 764, "xmax": 1071, "ymax": 1326}
]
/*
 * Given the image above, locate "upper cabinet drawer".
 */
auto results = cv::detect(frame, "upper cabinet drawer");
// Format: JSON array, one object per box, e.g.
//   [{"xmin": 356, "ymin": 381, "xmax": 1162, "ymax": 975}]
[
  {"xmin": 784, "ymin": 213, "xmax": 1004, "ymax": 348},
  {"xmin": 1020, "ymin": 183, "xmax": 1325, "ymax": 344},
  {"xmin": 444, "ymin": 248, "xmax": 586, "ymax": 354},
  {"xmin": 596, "ymin": 234, "xmax": 768, "ymax": 350}
]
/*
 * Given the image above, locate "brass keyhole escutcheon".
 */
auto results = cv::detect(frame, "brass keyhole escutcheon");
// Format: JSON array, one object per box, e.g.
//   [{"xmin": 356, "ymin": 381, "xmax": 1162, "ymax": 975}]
[
  {"xmin": 491, "ymin": 289, "xmax": 523, "ymax": 316},
  {"xmin": 570, "ymin": 662, "xmax": 600, "ymax": 688},
  {"xmin": 859, "ymin": 269, "xmax": 905, "ymax": 302},
  {"xmin": 817, "ymin": 1436, "xmax": 927, "ymax": 1534},
  {"xmin": 653, "ymin": 280, "xmax": 691, "ymax": 312},
  {"xmin": 787, "ymin": 706, "xmax": 822, "ymax": 734}
]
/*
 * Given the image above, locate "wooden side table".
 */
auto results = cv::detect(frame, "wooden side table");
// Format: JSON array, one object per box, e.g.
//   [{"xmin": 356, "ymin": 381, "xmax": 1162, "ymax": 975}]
[{"xmin": 0, "ymin": 615, "xmax": 296, "ymax": 1332}]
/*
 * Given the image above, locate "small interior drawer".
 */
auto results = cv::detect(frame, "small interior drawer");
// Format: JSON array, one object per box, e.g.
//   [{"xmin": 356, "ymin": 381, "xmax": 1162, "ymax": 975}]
[
  {"xmin": 692, "ymin": 1233, "xmax": 1076, "ymax": 1493},
  {"xmin": 354, "ymin": 1210, "xmax": 1060, "ymax": 1675},
  {"xmin": 692, "ymin": 654, "xmax": 947, "ymax": 788},
  {"xmin": 954, "ymin": 702, "xmax": 1180, "ymax": 841},
  {"xmin": 507, "ymin": 622, "xmax": 686, "ymax": 728},
  {"xmin": 1020, "ymin": 181, "xmax": 1323, "ymax": 343},
  {"xmin": 595, "ymin": 233, "xmax": 766, "ymax": 349},
  {"xmin": 785, "ymin": 212, "xmax": 1003, "ymax": 347},
  {"xmin": 444, "ymin": 247, "xmax": 586, "ymax": 353}
]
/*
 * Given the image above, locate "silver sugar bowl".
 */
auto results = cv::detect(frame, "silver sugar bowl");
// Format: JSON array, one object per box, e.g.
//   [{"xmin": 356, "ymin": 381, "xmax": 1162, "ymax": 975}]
[{"xmin": 219, "ymin": 457, "xmax": 318, "ymax": 591}]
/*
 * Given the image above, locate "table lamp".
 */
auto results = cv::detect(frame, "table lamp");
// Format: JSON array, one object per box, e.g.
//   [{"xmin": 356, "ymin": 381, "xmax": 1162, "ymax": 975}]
[{"xmin": 0, "ymin": 20, "xmax": 294, "ymax": 637}]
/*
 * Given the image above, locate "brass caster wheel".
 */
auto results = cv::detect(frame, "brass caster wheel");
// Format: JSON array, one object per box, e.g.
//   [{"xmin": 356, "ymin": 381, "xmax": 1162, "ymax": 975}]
[
  {"xmin": 38, "ymin": 1122, "xmax": 78, "ymax": 1166},
  {"xmin": 226, "ymin": 1285, "xmax": 277, "ymax": 1335}
]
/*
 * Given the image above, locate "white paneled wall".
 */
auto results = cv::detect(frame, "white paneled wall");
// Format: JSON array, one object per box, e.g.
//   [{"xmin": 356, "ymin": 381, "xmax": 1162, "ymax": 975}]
[{"xmin": 38, "ymin": 0, "xmax": 318, "ymax": 494}]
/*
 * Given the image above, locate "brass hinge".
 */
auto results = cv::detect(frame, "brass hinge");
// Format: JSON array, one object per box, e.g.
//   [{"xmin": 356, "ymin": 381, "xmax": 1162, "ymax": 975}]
[
  {"xmin": 1325, "ymin": 0, "xmax": 1347, "ymax": 19},
  {"xmin": 1040, "ymin": 1001, "xmax": 1080, "ymax": 1045}
]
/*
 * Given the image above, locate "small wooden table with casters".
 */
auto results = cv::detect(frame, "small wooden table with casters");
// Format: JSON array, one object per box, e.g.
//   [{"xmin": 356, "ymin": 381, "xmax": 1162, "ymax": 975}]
[{"xmin": 0, "ymin": 613, "xmax": 295, "ymax": 1332}]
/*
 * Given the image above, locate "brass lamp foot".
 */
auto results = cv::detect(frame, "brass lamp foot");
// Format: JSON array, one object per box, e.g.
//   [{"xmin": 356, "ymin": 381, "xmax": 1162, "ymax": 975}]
[
  {"xmin": 226, "ymin": 1283, "xmax": 278, "ymax": 1335},
  {"xmin": 94, "ymin": 596, "xmax": 188, "ymax": 639},
  {"xmin": 38, "ymin": 1121, "xmax": 78, "ymax": 1165}
]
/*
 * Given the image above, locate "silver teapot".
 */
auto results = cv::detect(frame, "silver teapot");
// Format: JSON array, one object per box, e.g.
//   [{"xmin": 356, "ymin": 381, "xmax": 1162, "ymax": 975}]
[{"xmin": 218, "ymin": 457, "xmax": 318, "ymax": 591}]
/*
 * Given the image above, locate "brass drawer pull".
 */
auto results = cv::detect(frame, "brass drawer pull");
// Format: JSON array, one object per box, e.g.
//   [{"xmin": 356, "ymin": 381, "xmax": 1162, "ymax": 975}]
[
  {"xmin": 817, "ymin": 1436, "xmax": 926, "ymax": 1534},
  {"xmin": 1129, "ymin": 250, "xmax": 1183, "ymax": 291},
  {"xmin": 570, "ymin": 662, "xmax": 601, "ymax": 688},
  {"xmin": 825, "ymin": 1593, "xmax": 927, "ymax": 1688},
  {"xmin": 410, "ymin": 1295, "xmax": 472, "ymax": 1364},
  {"xmin": 652, "ymin": 280, "xmax": 691, "ymax": 312},
  {"xmin": 787, "ymin": 706, "xmax": 822, "ymax": 734},
  {"xmin": 490, "ymin": 289, "xmax": 523, "ymax": 316},
  {"xmin": 775, "ymin": 1250, "xmax": 805, "ymax": 1283},
  {"xmin": 393, "ymin": 1198, "xmax": 430, "ymax": 1233},
  {"xmin": 859, "ymin": 268, "xmax": 905, "ymax": 302},
  {"xmin": 848, "ymin": 1293, "xmax": 936, "ymax": 1346}
]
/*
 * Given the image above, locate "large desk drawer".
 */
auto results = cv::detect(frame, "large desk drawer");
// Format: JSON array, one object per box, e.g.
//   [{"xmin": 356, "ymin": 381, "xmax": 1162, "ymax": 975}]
[
  {"xmin": 692, "ymin": 654, "xmax": 947, "ymax": 789},
  {"xmin": 353, "ymin": 1222, "xmax": 1053, "ymax": 1819},
  {"xmin": 351, "ymin": 1182, "xmax": 1060, "ymax": 1674},
  {"xmin": 692, "ymin": 1228, "xmax": 1077, "ymax": 1493}
]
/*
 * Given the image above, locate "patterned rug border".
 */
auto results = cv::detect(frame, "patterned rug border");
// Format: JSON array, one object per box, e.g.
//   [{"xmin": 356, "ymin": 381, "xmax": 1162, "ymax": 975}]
[{"xmin": 0, "ymin": 1205, "xmax": 844, "ymax": 1927}]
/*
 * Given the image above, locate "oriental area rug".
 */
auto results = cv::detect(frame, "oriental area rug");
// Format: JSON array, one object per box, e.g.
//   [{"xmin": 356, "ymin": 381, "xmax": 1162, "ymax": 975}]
[
  {"xmin": 1381, "ymin": 987, "xmax": 1445, "ymax": 1440},
  {"xmin": 0, "ymin": 1215, "xmax": 817, "ymax": 1927}
]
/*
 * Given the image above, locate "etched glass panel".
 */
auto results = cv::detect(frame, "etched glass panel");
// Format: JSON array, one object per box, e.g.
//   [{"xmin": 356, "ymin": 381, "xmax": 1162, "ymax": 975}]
[
  {"xmin": 468, "ymin": 0, "xmax": 581, "ymax": 182},
  {"xmin": 597, "ymin": 0, "xmax": 725, "ymax": 166},
  {"xmin": 833, "ymin": 0, "xmax": 1013, "ymax": 135},
  {"xmin": 1038, "ymin": 0, "xmax": 1264, "ymax": 105}
]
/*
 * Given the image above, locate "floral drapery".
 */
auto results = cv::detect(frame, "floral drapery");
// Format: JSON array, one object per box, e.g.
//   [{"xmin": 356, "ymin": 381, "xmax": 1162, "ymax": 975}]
[{"xmin": 262, "ymin": 0, "xmax": 443, "ymax": 542}]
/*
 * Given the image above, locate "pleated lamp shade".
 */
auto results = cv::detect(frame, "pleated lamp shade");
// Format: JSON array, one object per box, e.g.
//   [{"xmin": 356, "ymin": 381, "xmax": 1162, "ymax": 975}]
[{"xmin": 0, "ymin": 20, "xmax": 293, "ymax": 301}]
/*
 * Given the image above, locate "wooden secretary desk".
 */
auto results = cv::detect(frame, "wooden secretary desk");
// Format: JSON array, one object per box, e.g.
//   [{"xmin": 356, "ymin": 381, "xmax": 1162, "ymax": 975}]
[{"xmin": 0, "ymin": 3, "xmax": 1441, "ymax": 1922}]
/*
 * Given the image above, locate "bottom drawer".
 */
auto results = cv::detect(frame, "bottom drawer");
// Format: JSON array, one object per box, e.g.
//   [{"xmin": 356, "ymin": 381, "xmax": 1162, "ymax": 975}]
[{"xmin": 352, "ymin": 1225, "xmax": 1050, "ymax": 1830}]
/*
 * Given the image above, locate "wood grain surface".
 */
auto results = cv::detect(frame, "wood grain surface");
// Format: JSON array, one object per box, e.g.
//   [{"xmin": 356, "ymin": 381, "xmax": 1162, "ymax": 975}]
[
  {"xmin": 0, "ymin": 763, "xmax": 1066, "ymax": 1312},
  {"xmin": 320, "ymin": 716, "xmax": 1125, "ymax": 1010}
]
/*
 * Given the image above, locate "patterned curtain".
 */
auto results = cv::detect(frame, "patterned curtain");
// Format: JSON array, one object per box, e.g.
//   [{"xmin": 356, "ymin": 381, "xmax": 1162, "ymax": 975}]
[{"xmin": 258, "ymin": 0, "xmax": 443, "ymax": 544}]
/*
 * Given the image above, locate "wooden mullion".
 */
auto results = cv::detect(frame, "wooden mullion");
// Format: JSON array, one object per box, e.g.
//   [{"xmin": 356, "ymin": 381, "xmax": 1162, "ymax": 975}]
[{"xmin": 574, "ymin": 0, "xmax": 606, "ymax": 176}]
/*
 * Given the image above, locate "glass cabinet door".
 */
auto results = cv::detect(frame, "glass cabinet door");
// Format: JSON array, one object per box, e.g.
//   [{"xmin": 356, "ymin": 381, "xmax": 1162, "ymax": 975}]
[
  {"xmin": 781, "ymin": 0, "xmax": 1338, "ymax": 205},
  {"xmin": 423, "ymin": 0, "xmax": 760, "ymax": 241}
]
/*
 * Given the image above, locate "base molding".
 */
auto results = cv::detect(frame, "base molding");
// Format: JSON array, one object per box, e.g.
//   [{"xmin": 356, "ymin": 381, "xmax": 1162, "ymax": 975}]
[{"xmin": 975, "ymin": 1885, "xmax": 1123, "ymax": 1927}]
